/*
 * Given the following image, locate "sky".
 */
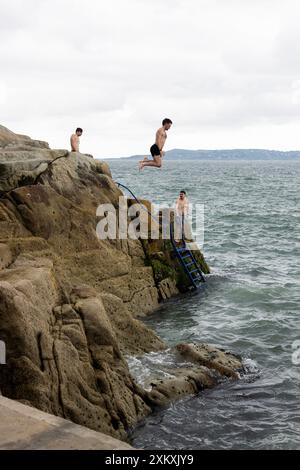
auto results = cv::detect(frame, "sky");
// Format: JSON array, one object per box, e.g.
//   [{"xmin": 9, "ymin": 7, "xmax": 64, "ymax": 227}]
[{"xmin": 1, "ymin": 0, "xmax": 300, "ymax": 157}]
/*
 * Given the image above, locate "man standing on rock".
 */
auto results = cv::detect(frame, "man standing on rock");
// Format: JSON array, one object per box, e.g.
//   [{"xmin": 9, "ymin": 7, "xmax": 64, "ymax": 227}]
[
  {"xmin": 70, "ymin": 128, "xmax": 83, "ymax": 153},
  {"xmin": 176, "ymin": 191, "xmax": 189, "ymax": 218},
  {"xmin": 175, "ymin": 190, "xmax": 192, "ymax": 241},
  {"xmin": 139, "ymin": 118, "xmax": 172, "ymax": 170}
]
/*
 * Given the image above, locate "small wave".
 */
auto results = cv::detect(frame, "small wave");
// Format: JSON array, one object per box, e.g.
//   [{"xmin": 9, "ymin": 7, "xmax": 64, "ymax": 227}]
[
  {"xmin": 127, "ymin": 349, "xmax": 195, "ymax": 390},
  {"xmin": 241, "ymin": 358, "xmax": 260, "ymax": 377},
  {"xmin": 205, "ymin": 270, "xmax": 236, "ymax": 282}
]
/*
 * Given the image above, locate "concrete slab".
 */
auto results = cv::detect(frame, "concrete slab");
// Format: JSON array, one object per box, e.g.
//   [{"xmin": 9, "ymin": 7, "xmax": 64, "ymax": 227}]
[{"xmin": 0, "ymin": 396, "xmax": 133, "ymax": 450}]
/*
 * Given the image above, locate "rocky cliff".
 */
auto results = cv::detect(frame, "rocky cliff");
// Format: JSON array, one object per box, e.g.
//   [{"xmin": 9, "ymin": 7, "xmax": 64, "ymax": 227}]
[{"xmin": 0, "ymin": 124, "xmax": 243, "ymax": 442}]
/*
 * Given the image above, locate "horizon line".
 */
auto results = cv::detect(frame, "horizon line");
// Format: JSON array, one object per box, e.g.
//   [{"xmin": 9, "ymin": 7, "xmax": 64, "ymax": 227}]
[{"xmin": 101, "ymin": 147, "xmax": 300, "ymax": 159}]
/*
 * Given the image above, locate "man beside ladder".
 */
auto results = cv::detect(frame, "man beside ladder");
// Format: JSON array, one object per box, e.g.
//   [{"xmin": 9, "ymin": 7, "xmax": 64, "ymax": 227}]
[{"xmin": 175, "ymin": 191, "xmax": 192, "ymax": 242}]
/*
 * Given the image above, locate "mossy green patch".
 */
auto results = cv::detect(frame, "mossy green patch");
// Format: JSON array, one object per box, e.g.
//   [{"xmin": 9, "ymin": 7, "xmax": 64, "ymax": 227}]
[{"xmin": 150, "ymin": 259, "xmax": 176, "ymax": 283}]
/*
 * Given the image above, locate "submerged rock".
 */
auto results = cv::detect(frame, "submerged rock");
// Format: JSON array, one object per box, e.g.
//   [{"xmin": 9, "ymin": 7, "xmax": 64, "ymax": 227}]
[
  {"xmin": 176, "ymin": 343, "xmax": 243, "ymax": 379},
  {"xmin": 143, "ymin": 344, "xmax": 243, "ymax": 406},
  {"xmin": 148, "ymin": 367, "xmax": 216, "ymax": 405}
]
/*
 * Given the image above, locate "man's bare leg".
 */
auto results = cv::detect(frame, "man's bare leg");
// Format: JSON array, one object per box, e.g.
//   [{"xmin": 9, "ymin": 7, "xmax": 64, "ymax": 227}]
[
  {"xmin": 139, "ymin": 156, "xmax": 149, "ymax": 171},
  {"xmin": 140, "ymin": 155, "xmax": 162, "ymax": 170}
]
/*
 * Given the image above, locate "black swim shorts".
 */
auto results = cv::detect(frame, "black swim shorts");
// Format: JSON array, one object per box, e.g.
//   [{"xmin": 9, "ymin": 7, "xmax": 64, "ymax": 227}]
[{"xmin": 150, "ymin": 144, "xmax": 161, "ymax": 157}]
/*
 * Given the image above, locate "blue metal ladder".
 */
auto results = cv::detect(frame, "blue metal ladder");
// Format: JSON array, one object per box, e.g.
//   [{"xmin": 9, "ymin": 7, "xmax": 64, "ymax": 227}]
[{"xmin": 170, "ymin": 217, "xmax": 206, "ymax": 289}]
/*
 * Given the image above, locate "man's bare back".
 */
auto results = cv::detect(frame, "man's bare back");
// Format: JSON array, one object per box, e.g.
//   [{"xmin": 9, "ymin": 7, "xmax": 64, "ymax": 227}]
[{"xmin": 139, "ymin": 118, "xmax": 172, "ymax": 170}]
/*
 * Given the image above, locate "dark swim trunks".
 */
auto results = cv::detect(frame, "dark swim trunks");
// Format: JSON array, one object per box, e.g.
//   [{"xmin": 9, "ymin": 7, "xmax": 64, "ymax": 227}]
[{"xmin": 150, "ymin": 144, "xmax": 161, "ymax": 157}]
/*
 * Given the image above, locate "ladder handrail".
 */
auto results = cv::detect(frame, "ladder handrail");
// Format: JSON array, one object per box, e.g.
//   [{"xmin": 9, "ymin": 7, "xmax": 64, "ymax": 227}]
[{"xmin": 115, "ymin": 181, "xmax": 160, "ymax": 224}]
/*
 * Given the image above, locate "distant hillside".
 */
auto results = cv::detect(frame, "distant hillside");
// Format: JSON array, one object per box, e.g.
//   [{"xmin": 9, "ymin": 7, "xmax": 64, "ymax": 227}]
[{"xmin": 128, "ymin": 149, "xmax": 300, "ymax": 160}]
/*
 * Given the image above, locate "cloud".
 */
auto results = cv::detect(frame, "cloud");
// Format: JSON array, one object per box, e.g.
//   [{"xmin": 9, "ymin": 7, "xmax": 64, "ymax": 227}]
[{"xmin": 1, "ymin": 0, "xmax": 300, "ymax": 156}]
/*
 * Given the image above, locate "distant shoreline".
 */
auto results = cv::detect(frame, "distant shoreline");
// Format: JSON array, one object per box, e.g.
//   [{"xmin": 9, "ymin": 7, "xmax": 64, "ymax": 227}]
[{"xmin": 102, "ymin": 148, "xmax": 300, "ymax": 161}]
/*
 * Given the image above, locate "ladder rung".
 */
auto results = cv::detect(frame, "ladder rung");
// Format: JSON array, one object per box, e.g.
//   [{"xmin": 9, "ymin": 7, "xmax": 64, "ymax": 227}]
[
  {"xmin": 185, "ymin": 261, "xmax": 195, "ymax": 267},
  {"xmin": 190, "ymin": 269, "xmax": 200, "ymax": 274},
  {"xmin": 182, "ymin": 254, "xmax": 192, "ymax": 259}
]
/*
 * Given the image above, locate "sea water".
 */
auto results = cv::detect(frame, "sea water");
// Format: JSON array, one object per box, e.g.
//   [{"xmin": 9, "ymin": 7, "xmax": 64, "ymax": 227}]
[{"xmin": 108, "ymin": 158, "xmax": 300, "ymax": 450}]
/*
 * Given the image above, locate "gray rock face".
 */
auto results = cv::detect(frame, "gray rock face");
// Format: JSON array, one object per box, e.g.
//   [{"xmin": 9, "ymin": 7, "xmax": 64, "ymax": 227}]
[
  {"xmin": 0, "ymin": 244, "xmax": 12, "ymax": 270},
  {"xmin": 0, "ymin": 149, "xmax": 70, "ymax": 194},
  {"xmin": 0, "ymin": 124, "xmax": 69, "ymax": 194},
  {"xmin": 0, "ymin": 124, "xmax": 49, "ymax": 150}
]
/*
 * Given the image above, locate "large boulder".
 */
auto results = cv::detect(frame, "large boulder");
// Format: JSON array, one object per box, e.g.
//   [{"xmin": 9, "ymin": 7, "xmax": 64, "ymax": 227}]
[
  {"xmin": 0, "ymin": 145, "xmax": 161, "ymax": 316},
  {"xmin": 0, "ymin": 124, "xmax": 68, "ymax": 194},
  {"xmin": 0, "ymin": 259, "xmax": 164, "ymax": 440}
]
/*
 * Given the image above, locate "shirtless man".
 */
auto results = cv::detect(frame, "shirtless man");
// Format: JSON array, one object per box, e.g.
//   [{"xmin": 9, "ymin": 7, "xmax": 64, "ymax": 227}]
[
  {"xmin": 176, "ymin": 190, "xmax": 189, "ymax": 217},
  {"xmin": 139, "ymin": 118, "xmax": 172, "ymax": 170},
  {"xmin": 70, "ymin": 128, "xmax": 83, "ymax": 153},
  {"xmin": 175, "ymin": 191, "xmax": 192, "ymax": 241}
]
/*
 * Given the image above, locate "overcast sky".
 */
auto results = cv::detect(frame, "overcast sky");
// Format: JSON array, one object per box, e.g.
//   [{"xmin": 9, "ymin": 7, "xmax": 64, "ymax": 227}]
[{"xmin": 1, "ymin": 0, "xmax": 300, "ymax": 157}]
